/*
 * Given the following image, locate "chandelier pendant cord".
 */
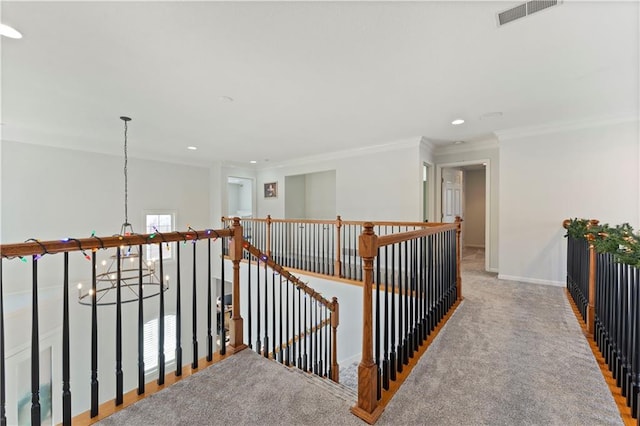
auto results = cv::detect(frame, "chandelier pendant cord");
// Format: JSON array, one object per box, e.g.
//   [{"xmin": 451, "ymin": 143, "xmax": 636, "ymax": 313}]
[
  {"xmin": 123, "ymin": 119, "xmax": 129, "ymax": 226},
  {"xmin": 120, "ymin": 116, "xmax": 132, "ymax": 231}
]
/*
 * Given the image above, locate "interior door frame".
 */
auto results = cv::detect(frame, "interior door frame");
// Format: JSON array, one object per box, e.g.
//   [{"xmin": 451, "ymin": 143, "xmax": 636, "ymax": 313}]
[{"xmin": 436, "ymin": 159, "xmax": 491, "ymax": 272}]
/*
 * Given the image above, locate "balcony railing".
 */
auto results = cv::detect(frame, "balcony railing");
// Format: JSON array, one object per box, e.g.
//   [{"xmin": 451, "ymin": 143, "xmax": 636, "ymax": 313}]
[
  {"xmin": 0, "ymin": 215, "xmax": 464, "ymax": 425},
  {"xmin": 222, "ymin": 216, "xmax": 445, "ymax": 281},
  {"xmin": 563, "ymin": 218, "xmax": 640, "ymax": 421}
]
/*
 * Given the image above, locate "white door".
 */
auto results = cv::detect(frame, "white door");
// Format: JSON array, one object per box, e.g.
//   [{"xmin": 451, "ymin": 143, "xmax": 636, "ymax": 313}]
[{"xmin": 441, "ymin": 168, "xmax": 463, "ymax": 223}]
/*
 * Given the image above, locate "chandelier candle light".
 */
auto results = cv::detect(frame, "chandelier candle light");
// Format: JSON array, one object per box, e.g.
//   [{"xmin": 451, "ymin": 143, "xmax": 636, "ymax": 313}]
[{"xmin": 77, "ymin": 116, "xmax": 167, "ymax": 306}]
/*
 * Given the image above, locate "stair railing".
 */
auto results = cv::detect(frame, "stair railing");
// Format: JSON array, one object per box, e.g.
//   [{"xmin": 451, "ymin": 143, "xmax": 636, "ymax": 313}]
[
  {"xmin": 239, "ymin": 235, "xmax": 339, "ymax": 382},
  {"xmin": 351, "ymin": 217, "xmax": 463, "ymax": 423}
]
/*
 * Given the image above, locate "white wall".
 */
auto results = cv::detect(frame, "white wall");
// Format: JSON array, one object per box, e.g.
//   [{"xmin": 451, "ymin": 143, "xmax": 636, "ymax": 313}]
[
  {"xmin": 464, "ymin": 169, "xmax": 486, "ymax": 247},
  {"xmin": 305, "ymin": 170, "xmax": 336, "ymax": 220},
  {"xmin": 1, "ymin": 141, "xmax": 217, "ymax": 421},
  {"xmin": 285, "ymin": 174, "xmax": 305, "ymax": 219},
  {"xmin": 498, "ymin": 119, "xmax": 639, "ymax": 286},
  {"xmin": 257, "ymin": 139, "xmax": 423, "ymax": 222}
]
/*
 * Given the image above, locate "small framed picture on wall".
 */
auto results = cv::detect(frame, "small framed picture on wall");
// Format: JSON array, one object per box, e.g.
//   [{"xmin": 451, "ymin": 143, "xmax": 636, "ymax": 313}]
[{"xmin": 264, "ymin": 182, "xmax": 278, "ymax": 198}]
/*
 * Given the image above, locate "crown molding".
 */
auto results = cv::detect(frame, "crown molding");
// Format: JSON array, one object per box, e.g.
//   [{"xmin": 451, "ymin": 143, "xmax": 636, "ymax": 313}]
[
  {"xmin": 259, "ymin": 136, "xmax": 423, "ymax": 170},
  {"xmin": 495, "ymin": 114, "xmax": 639, "ymax": 142},
  {"xmin": 433, "ymin": 136, "xmax": 499, "ymax": 156}
]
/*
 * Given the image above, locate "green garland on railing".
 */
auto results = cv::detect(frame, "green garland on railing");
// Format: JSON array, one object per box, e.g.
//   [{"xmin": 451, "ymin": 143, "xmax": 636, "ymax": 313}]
[{"xmin": 565, "ymin": 218, "xmax": 640, "ymax": 267}]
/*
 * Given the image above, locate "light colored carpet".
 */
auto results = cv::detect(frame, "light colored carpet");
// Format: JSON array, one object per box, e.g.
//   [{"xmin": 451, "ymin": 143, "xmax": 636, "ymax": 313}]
[
  {"xmin": 98, "ymin": 248, "xmax": 622, "ymax": 425},
  {"xmin": 377, "ymin": 248, "xmax": 621, "ymax": 425}
]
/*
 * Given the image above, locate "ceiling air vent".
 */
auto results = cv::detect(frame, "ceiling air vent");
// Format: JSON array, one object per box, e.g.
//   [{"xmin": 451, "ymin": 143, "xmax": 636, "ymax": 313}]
[{"xmin": 497, "ymin": 0, "xmax": 561, "ymax": 26}]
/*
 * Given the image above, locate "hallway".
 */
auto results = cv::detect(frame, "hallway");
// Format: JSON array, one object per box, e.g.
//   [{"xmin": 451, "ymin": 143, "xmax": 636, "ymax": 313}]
[{"xmin": 98, "ymin": 249, "xmax": 621, "ymax": 425}]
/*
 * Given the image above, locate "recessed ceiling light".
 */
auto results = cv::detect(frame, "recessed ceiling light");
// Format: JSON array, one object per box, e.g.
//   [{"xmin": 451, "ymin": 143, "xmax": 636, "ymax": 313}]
[
  {"xmin": 0, "ymin": 23, "xmax": 22, "ymax": 39},
  {"xmin": 452, "ymin": 140, "xmax": 465, "ymax": 145},
  {"xmin": 250, "ymin": 160, "xmax": 257, "ymax": 164},
  {"xmin": 219, "ymin": 96, "xmax": 234, "ymax": 103},
  {"xmin": 187, "ymin": 146, "xmax": 197, "ymax": 150},
  {"xmin": 451, "ymin": 119, "xmax": 465, "ymax": 126}
]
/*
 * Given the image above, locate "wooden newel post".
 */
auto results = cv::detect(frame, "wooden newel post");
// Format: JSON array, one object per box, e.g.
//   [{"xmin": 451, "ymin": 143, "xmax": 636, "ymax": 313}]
[
  {"xmin": 335, "ymin": 215, "xmax": 342, "ymax": 278},
  {"xmin": 228, "ymin": 217, "xmax": 248, "ymax": 354},
  {"xmin": 586, "ymin": 219, "xmax": 599, "ymax": 337},
  {"xmin": 351, "ymin": 223, "xmax": 384, "ymax": 423},
  {"xmin": 455, "ymin": 216, "xmax": 463, "ymax": 301},
  {"xmin": 266, "ymin": 215, "xmax": 272, "ymax": 257},
  {"xmin": 330, "ymin": 296, "xmax": 340, "ymax": 383}
]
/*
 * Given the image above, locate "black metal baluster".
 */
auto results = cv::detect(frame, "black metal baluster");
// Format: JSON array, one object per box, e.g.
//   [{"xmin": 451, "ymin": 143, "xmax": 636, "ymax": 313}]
[
  {"xmin": 191, "ymin": 240, "xmax": 198, "ymax": 369},
  {"xmin": 0, "ymin": 258, "xmax": 6, "ymax": 426},
  {"xmin": 343, "ymin": 225, "xmax": 347, "ymax": 278},
  {"xmin": 264, "ymin": 260, "xmax": 269, "ymax": 358},
  {"xmin": 375, "ymin": 249, "xmax": 382, "ymax": 399},
  {"xmin": 31, "ymin": 256, "xmax": 41, "ymax": 425},
  {"xmin": 220, "ymin": 242, "xmax": 226, "ymax": 356},
  {"xmin": 383, "ymin": 243, "xmax": 390, "ymax": 390},
  {"xmin": 137, "ymin": 246, "xmax": 145, "ymax": 394},
  {"xmin": 413, "ymin": 238, "xmax": 419, "ymax": 352},
  {"xmin": 328, "ymin": 309, "xmax": 333, "ymax": 379},
  {"xmin": 314, "ymin": 300, "xmax": 319, "ymax": 374},
  {"xmin": 631, "ymin": 266, "xmax": 640, "ymax": 417},
  {"xmin": 420, "ymin": 237, "xmax": 429, "ymax": 342},
  {"xmin": 90, "ymin": 251, "xmax": 99, "ymax": 417},
  {"xmin": 248, "ymin": 254, "xmax": 253, "ymax": 350},
  {"xmin": 322, "ymin": 225, "xmax": 326, "ymax": 275},
  {"xmin": 397, "ymin": 241, "xmax": 404, "ymax": 374},
  {"xmin": 298, "ymin": 288, "xmax": 302, "ymax": 368},
  {"xmin": 116, "ymin": 247, "xmax": 124, "ymax": 403},
  {"xmin": 62, "ymin": 253, "xmax": 71, "ymax": 425},
  {"xmin": 355, "ymin": 225, "xmax": 359, "ymax": 281},
  {"xmin": 304, "ymin": 294, "xmax": 308, "ymax": 371},
  {"xmin": 390, "ymin": 243, "xmax": 397, "ymax": 381},
  {"xmin": 621, "ymin": 263, "xmax": 630, "ymax": 393},
  {"xmin": 272, "ymin": 270, "xmax": 276, "ymax": 359},
  {"xmin": 207, "ymin": 239, "xmax": 213, "ymax": 361},
  {"xmin": 403, "ymin": 240, "xmax": 410, "ymax": 364},
  {"xmin": 256, "ymin": 257, "xmax": 262, "ymax": 354},
  {"xmin": 292, "ymin": 284, "xmax": 297, "ymax": 368},
  {"xmin": 279, "ymin": 274, "xmax": 283, "ymax": 363},
  {"xmin": 158, "ymin": 244, "xmax": 165, "ymax": 385},
  {"xmin": 285, "ymin": 277, "xmax": 290, "ymax": 366},
  {"xmin": 176, "ymin": 243, "xmax": 182, "ymax": 376}
]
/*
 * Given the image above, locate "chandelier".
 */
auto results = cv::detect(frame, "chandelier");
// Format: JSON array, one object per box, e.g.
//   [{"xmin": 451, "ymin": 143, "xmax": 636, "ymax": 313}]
[{"xmin": 77, "ymin": 116, "xmax": 167, "ymax": 306}]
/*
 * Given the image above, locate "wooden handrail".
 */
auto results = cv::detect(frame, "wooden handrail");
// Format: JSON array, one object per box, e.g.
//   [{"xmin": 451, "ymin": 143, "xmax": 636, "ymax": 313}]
[
  {"xmin": 222, "ymin": 216, "xmax": 448, "ymax": 228},
  {"xmin": 376, "ymin": 223, "xmax": 457, "ymax": 248},
  {"xmin": 0, "ymin": 228, "xmax": 234, "ymax": 258},
  {"xmin": 241, "ymin": 240, "xmax": 336, "ymax": 310}
]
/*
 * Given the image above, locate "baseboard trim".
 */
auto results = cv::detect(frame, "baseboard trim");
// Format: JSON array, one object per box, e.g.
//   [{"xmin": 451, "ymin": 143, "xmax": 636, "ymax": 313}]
[
  {"xmin": 464, "ymin": 244, "xmax": 485, "ymax": 249},
  {"xmin": 497, "ymin": 274, "xmax": 564, "ymax": 287}
]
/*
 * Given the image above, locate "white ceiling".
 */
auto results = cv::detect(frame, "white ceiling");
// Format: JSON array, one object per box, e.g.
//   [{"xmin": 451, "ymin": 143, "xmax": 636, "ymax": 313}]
[{"xmin": 1, "ymin": 1, "xmax": 638, "ymax": 167}]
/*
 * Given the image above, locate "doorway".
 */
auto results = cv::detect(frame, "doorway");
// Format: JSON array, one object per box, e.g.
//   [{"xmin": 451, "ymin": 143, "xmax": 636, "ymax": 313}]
[
  {"xmin": 227, "ymin": 176, "xmax": 253, "ymax": 218},
  {"xmin": 436, "ymin": 160, "xmax": 491, "ymax": 271}
]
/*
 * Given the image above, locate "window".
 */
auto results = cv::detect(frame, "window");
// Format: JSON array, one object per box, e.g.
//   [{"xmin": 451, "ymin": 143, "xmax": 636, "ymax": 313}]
[
  {"xmin": 145, "ymin": 213, "xmax": 174, "ymax": 261},
  {"xmin": 143, "ymin": 315, "xmax": 177, "ymax": 372}
]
